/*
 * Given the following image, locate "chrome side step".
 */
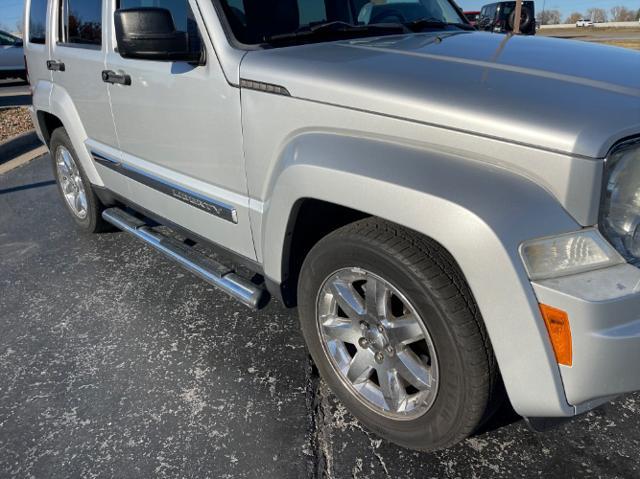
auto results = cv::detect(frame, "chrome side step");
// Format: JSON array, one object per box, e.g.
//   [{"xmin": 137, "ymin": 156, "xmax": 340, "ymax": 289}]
[{"xmin": 102, "ymin": 208, "xmax": 267, "ymax": 309}]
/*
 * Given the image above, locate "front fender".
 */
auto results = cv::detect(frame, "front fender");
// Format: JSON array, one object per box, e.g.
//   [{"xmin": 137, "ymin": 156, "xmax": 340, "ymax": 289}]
[{"xmin": 262, "ymin": 132, "xmax": 581, "ymax": 417}]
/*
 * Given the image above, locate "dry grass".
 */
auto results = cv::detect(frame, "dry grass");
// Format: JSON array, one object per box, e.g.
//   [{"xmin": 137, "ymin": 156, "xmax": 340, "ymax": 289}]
[
  {"xmin": 598, "ymin": 39, "xmax": 640, "ymax": 50},
  {"xmin": 539, "ymin": 26, "xmax": 640, "ymax": 38},
  {"xmin": 0, "ymin": 107, "xmax": 34, "ymax": 143}
]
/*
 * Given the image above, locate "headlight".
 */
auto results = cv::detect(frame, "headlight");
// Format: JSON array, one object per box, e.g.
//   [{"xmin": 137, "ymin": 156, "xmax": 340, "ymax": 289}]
[{"xmin": 600, "ymin": 139, "xmax": 640, "ymax": 264}]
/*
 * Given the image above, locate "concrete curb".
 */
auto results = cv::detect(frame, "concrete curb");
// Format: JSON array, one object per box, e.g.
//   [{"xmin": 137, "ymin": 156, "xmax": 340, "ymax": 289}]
[
  {"xmin": 0, "ymin": 130, "xmax": 47, "ymax": 175},
  {"xmin": 0, "ymin": 130, "xmax": 42, "ymax": 160},
  {"xmin": 0, "ymin": 145, "xmax": 48, "ymax": 175}
]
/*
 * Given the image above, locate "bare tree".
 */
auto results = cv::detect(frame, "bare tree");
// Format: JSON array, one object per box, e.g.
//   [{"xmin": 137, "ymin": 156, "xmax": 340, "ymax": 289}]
[
  {"xmin": 566, "ymin": 12, "xmax": 584, "ymax": 24},
  {"xmin": 587, "ymin": 7, "xmax": 607, "ymax": 23},
  {"xmin": 610, "ymin": 6, "xmax": 635, "ymax": 22},
  {"xmin": 537, "ymin": 9, "xmax": 561, "ymax": 25},
  {"xmin": 15, "ymin": 18, "xmax": 24, "ymax": 36}
]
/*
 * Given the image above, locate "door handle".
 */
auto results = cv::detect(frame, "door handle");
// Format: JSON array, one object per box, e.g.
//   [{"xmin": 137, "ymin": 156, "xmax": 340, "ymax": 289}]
[
  {"xmin": 101, "ymin": 70, "xmax": 131, "ymax": 86},
  {"xmin": 46, "ymin": 60, "xmax": 65, "ymax": 72}
]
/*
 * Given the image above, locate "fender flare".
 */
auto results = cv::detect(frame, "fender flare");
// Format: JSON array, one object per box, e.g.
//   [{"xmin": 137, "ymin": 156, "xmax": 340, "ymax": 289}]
[
  {"xmin": 45, "ymin": 84, "xmax": 104, "ymax": 186},
  {"xmin": 261, "ymin": 132, "xmax": 580, "ymax": 417}
]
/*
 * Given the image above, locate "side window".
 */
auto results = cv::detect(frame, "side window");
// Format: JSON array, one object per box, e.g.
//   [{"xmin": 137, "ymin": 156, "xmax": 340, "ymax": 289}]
[
  {"xmin": 117, "ymin": 0, "xmax": 202, "ymax": 53},
  {"xmin": 60, "ymin": 0, "xmax": 103, "ymax": 46},
  {"xmin": 29, "ymin": 0, "xmax": 48, "ymax": 44}
]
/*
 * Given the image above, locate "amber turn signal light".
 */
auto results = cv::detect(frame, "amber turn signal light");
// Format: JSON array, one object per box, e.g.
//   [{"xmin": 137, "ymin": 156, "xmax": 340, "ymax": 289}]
[{"xmin": 539, "ymin": 304, "xmax": 572, "ymax": 367}]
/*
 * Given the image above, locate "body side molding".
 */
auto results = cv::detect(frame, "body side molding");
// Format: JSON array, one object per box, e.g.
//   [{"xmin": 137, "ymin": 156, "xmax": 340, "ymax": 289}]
[{"xmin": 91, "ymin": 151, "xmax": 238, "ymax": 223}]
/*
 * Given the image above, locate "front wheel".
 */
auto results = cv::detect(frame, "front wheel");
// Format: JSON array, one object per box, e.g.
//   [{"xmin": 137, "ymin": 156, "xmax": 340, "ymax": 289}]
[{"xmin": 298, "ymin": 218, "xmax": 500, "ymax": 451}]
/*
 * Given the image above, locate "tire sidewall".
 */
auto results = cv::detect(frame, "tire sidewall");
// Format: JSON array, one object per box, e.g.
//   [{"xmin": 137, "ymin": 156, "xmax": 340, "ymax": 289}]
[
  {"xmin": 50, "ymin": 129, "xmax": 101, "ymax": 232},
  {"xmin": 298, "ymin": 232, "xmax": 477, "ymax": 450}
]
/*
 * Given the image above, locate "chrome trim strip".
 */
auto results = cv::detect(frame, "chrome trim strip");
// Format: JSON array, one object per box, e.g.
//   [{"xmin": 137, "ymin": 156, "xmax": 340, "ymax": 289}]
[
  {"xmin": 91, "ymin": 151, "xmax": 238, "ymax": 223},
  {"xmin": 102, "ymin": 208, "xmax": 266, "ymax": 308}
]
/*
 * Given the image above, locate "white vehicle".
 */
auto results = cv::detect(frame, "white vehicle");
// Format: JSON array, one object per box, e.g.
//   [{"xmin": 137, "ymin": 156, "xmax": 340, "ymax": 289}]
[
  {"xmin": 0, "ymin": 30, "xmax": 26, "ymax": 80},
  {"xmin": 576, "ymin": 19, "xmax": 594, "ymax": 27}
]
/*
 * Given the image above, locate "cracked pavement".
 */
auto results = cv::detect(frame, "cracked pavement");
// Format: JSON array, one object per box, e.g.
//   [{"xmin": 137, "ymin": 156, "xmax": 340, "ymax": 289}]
[{"xmin": 2, "ymin": 156, "xmax": 640, "ymax": 478}]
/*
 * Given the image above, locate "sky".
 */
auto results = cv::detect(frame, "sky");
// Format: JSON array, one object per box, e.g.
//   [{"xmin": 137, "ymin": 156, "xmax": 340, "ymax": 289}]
[{"xmin": 1, "ymin": 0, "xmax": 639, "ymax": 32}]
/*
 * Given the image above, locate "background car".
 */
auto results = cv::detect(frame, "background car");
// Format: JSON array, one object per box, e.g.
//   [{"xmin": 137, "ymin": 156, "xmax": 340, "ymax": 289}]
[
  {"xmin": 464, "ymin": 10, "xmax": 481, "ymax": 27},
  {"xmin": 477, "ymin": 1, "xmax": 536, "ymax": 35},
  {"xmin": 576, "ymin": 19, "xmax": 594, "ymax": 27},
  {"xmin": 0, "ymin": 30, "xmax": 26, "ymax": 81}
]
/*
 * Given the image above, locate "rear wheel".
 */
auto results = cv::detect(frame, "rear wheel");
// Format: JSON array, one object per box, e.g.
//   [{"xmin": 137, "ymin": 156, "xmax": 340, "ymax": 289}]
[
  {"xmin": 298, "ymin": 218, "xmax": 499, "ymax": 451},
  {"xmin": 50, "ymin": 128, "xmax": 109, "ymax": 233}
]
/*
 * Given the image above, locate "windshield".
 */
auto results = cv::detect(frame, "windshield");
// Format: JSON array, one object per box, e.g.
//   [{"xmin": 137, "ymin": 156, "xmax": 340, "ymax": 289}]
[{"xmin": 217, "ymin": 0, "xmax": 467, "ymax": 45}]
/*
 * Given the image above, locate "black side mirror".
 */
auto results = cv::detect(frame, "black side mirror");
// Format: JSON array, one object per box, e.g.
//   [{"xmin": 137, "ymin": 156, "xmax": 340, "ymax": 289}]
[
  {"xmin": 114, "ymin": 8, "xmax": 202, "ymax": 63},
  {"xmin": 14, "ymin": 39, "xmax": 24, "ymax": 47}
]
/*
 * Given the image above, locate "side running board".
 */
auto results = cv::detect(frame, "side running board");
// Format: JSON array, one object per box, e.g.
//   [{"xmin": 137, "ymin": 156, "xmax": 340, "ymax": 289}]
[{"xmin": 102, "ymin": 208, "xmax": 268, "ymax": 309}]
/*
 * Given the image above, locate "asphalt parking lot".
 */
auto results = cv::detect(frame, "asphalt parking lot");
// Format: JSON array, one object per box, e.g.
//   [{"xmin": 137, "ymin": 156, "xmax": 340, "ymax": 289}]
[{"xmin": 3, "ymin": 157, "xmax": 640, "ymax": 478}]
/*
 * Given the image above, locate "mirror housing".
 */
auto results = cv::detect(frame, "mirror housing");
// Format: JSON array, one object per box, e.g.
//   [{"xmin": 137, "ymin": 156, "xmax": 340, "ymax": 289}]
[
  {"xmin": 114, "ymin": 8, "xmax": 202, "ymax": 63},
  {"xmin": 14, "ymin": 39, "xmax": 24, "ymax": 47}
]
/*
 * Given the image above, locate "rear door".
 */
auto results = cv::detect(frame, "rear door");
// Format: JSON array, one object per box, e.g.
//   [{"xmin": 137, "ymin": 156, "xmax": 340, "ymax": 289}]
[
  {"xmin": 103, "ymin": 0, "xmax": 256, "ymax": 260},
  {"xmin": 24, "ymin": 0, "xmax": 52, "ymax": 87},
  {"xmin": 50, "ymin": 0, "xmax": 118, "ymax": 152}
]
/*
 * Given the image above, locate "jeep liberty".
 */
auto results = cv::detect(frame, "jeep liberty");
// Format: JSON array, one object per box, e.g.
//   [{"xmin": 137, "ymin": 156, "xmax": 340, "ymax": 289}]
[{"xmin": 24, "ymin": 0, "xmax": 640, "ymax": 451}]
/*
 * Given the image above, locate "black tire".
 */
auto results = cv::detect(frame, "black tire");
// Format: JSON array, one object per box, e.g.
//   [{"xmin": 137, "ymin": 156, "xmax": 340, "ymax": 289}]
[
  {"xmin": 509, "ymin": 6, "xmax": 533, "ymax": 32},
  {"xmin": 50, "ymin": 128, "xmax": 110, "ymax": 233},
  {"xmin": 298, "ymin": 218, "xmax": 500, "ymax": 451}
]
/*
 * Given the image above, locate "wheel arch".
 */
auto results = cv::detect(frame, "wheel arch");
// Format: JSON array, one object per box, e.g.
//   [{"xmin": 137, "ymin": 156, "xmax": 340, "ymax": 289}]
[{"xmin": 41, "ymin": 85, "xmax": 104, "ymax": 186}]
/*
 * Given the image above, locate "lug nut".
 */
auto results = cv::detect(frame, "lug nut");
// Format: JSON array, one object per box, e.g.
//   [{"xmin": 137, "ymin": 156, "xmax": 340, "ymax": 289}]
[
  {"xmin": 385, "ymin": 346, "xmax": 395, "ymax": 356},
  {"xmin": 358, "ymin": 338, "xmax": 370, "ymax": 349},
  {"xmin": 377, "ymin": 325, "xmax": 385, "ymax": 333},
  {"xmin": 360, "ymin": 321, "xmax": 368, "ymax": 331},
  {"xmin": 375, "ymin": 352, "xmax": 384, "ymax": 364}
]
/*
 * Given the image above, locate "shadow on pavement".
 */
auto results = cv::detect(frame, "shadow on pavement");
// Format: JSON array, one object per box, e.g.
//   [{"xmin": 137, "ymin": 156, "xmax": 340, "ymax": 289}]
[
  {"xmin": 0, "ymin": 180, "xmax": 56, "ymax": 195},
  {"xmin": 0, "ymin": 95, "xmax": 31, "ymax": 107}
]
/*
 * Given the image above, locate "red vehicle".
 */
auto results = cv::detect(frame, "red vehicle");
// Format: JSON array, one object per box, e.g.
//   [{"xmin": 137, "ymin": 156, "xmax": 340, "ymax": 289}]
[{"xmin": 464, "ymin": 10, "xmax": 481, "ymax": 26}]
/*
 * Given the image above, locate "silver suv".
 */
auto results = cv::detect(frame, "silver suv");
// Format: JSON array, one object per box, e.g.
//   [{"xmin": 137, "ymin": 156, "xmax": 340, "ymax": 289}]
[{"xmin": 24, "ymin": 0, "xmax": 640, "ymax": 451}]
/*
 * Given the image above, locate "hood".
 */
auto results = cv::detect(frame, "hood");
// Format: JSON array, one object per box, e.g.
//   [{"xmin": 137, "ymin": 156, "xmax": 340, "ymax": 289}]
[{"xmin": 240, "ymin": 31, "xmax": 640, "ymax": 158}]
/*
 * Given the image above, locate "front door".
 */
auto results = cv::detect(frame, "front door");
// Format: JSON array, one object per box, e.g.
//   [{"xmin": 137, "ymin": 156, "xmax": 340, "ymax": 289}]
[{"xmin": 104, "ymin": 0, "xmax": 256, "ymax": 260}]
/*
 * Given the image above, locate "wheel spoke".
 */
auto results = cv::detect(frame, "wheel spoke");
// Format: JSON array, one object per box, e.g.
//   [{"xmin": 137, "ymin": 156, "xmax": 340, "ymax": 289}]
[
  {"xmin": 322, "ymin": 316, "xmax": 360, "ymax": 344},
  {"xmin": 73, "ymin": 192, "xmax": 83, "ymax": 213},
  {"xmin": 365, "ymin": 276, "xmax": 390, "ymax": 320},
  {"xmin": 77, "ymin": 192, "xmax": 88, "ymax": 214},
  {"xmin": 330, "ymin": 281, "xmax": 365, "ymax": 318},
  {"xmin": 57, "ymin": 159, "xmax": 70, "ymax": 178},
  {"xmin": 385, "ymin": 314, "xmax": 425, "ymax": 345},
  {"xmin": 378, "ymin": 367, "xmax": 407, "ymax": 412},
  {"xmin": 347, "ymin": 350, "xmax": 375, "ymax": 384},
  {"xmin": 395, "ymin": 349, "xmax": 433, "ymax": 390}
]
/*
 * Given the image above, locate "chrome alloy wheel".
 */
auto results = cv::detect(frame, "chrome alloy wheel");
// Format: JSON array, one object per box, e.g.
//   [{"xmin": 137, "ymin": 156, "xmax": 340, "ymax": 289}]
[
  {"xmin": 317, "ymin": 268, "xmax": 439, "ymax": 420},
  {"xmin": 55, "ymin": 146, "xmax": 88, "ymax": 220}
]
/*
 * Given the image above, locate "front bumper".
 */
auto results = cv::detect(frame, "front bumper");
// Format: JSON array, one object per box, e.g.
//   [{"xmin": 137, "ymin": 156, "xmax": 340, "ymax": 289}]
[{"xmin": 532, "ymin": 263, "xmax": 640, "ymax": 411}]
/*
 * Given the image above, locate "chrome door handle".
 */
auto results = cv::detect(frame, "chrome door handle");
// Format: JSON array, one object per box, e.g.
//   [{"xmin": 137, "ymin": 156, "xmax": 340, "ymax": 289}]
[
  {"xmin": 46, "ymin": 60, "xmax": 65, "ymax": 71},
  {"xmin": 101, "ymin": 70, "xmax": 131, "ymax": 86}
]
